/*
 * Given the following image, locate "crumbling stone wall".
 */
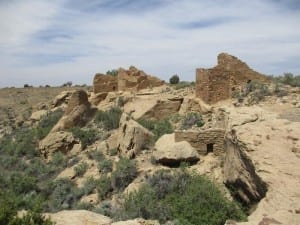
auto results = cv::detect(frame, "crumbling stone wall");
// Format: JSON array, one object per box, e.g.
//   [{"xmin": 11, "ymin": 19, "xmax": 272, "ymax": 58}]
[
  {"xmin": 174, "ymin": 128, "xmax": 225, "ymax": 155},
  {"xmin": 196, "ymin": 53, "xmax": 269, "ymax": 104},
  {"xmin": 118, "ymin": 66, "xmax": 164, "ymax": 91},
  {"xmin": 93, "ymin": 74, "xmax": 118, "ymax": 94}
]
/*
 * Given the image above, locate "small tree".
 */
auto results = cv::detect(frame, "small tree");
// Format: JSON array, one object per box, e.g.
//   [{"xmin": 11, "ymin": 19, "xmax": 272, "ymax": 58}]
[{"xmin": 169, "ymin": 75, "xmax": 180, "ymax": 84}]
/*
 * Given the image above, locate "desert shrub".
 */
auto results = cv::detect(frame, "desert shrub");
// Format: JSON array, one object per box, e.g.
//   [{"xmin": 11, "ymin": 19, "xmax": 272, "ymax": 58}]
[
  {"xmin": 81, "ymin": 177, "xmax": 97, "ymax": 195},
  {"xmin": 70, "ymin": 127, "xmax": 98, "ymax": 149},
  {"xmin": 47, "ymin": 178, "xmax": 84, "ymax": 211},
  {"xmin": 50, "ymin": 152, "xmax": 67, "ymax": 168},
  {"xmin": 109, "ymin": 148, "xmax": 118, "ymax": 156},
  {"xmin": 67, "ymin": 156, "xmax": 80, "ymax": 168},
  {"xmin": 95, "ymin": 107, "xmax": 122, "ymax": 131},
  {"xmin": 36, "ymin": 109, "xmax": 64, "ymax": 139},
  {"xmin": 111, "ymin": 158, "xmax": 138, "ymax": 192},
  {"xmin": 98, "ymin": 159, "xmax": 113, "ymax": 173},
  {"xmin": 137, "ymin": 118, "xmax": 173, "ymax": 141},
  {"xmin": 181, "ymin": 112, "xmax": 205, "ymax": 130},
  {"xmin": 93, "ymin": 201, "xmax": 112, "ymax": 217},
  {"xmin": 280, "ymin": 73, "xmax": 300, "ymax": 87},
  {"xmin": 96, "ymin": 175, "xmax": 113, "ymax": 200},
  {"xmin": 75, "ymin": 202, "xmax": 94, "ymax": 211},
  {"xmin": 86, "ymin": 150, "xmax": 105, "ymax": 162},
  {"xmin": 106, "ymin": 69, "xmax": 118, "ymax": 77},
  {"xmin": 174, "ymin": 81, "xmax": 194, "ymax": 90},
  {"xmin": 74, "ymin": 162, "xmax": 88, "ymax": 177},
  {"xmin": 169, "ymin": 74, "xmax": 180, "ymax": 84},
  {"xmin": 115, "ymin": 169, "xmax": 246, "ymax": 225},
  {"xmin": 117, "ymin": 96, "xmax": 125, "ymax": 107}
]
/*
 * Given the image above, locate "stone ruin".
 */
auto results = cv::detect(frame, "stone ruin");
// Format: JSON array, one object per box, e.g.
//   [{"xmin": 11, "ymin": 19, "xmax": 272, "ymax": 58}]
[
  {"xmin": 196, "ymin": 53, "xmax": 269, "ymax": 104},
  {"xmin": 93, "ymin": 66, "xmax": 164, "ymax": 94}
]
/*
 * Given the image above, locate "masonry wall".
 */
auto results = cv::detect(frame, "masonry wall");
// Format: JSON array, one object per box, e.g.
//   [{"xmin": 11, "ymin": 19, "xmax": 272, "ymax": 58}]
[
  {"xmin": 93, "ymin": 74, "xmax": 118, "ymax": 93},
  {"xmin": 196, "ymin": 68, "xmax": 231, "ymax": 104},
  {"xmin": 174, "ymin": 128, "xmax": 225, "ymax": 155}
]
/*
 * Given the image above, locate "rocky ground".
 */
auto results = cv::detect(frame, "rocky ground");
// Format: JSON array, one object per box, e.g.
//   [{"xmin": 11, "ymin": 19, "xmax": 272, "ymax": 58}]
[{"xmin": 0, "ymin": 80, "xmax": 299, "ymax": 225}]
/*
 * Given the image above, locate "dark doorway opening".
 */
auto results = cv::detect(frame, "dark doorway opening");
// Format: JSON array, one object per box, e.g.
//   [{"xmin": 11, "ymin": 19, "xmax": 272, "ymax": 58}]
[
  {"xmin": 207, "ymin": 143, "xmax": 214, "ymax": 154},
  {"xmin": 113, "ymin": 86, "xmax": 116, "ymax": 91}
]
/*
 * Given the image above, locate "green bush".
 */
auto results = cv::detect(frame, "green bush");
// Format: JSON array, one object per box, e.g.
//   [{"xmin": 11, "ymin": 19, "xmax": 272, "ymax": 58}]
[
  {"xmin": 81, "ymin": 177, "xmax": 97, "ymax": 195},
  {"xmin": 111, "ymin": 158, "xmax": 138, "ymax": 192},
  {"xmin": 74, "ymin": 162, "xmax": 88, "ymax": 177},
  {"xmin": 169, "ymin": 75, "xmax": 180, "ymax": 84},
  {"xmin": 96, "ymin": 175, "xmax": 113, "ymax": 200},
  {"xmin": 115, "ymin": 170, "xmax": 246, "ymax": 225},
  {"xmin": 181, "ymin": 112, "xmax": 205, "ymax": 130},
  {"xmin": 86, "ymin": 150, "xmax": 105, "ymax": 162},
  {"xmin": 106, "ymin": 69, "xmax": 118, "ymax": 77},
  {"xmin": 98, "ymin": 159, "xmax": 113, "ymax": 173},
  {"xmin": 36, "ymin": 109, "xmax": 64, "ymax": 140},
  {"xmin": 47, "ymin": 178, "xmax": 84, "ymax": 212},
  {"xmin": 281, "ymin": 73, "xmax": 300, "ymax": 87},
  {"xmin": 70, "ymin": 127, "xmax": 98, "ymax": 149},
  {"xmin": 174, "ymin": 81, "xmax": 194, "ymax": 90},
  {"xmin": 137, "ymin": 118, "xmax": 173, "ymax": 141},
  {"xmin": 95, "ymin": 107, "xmax": 122, "ymax": 131}
]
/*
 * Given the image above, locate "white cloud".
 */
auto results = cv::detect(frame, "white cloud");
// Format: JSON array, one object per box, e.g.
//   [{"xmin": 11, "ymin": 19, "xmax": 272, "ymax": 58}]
[{"xmin": 0, "ymin": 0, "xmax": 299, "ymax": 87}]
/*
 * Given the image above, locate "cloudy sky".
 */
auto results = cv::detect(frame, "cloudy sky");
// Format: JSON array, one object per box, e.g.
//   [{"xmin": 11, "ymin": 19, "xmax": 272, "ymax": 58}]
[{"xmin": 0, "ymin": 0, "xmax": 299, "ymax": 87}]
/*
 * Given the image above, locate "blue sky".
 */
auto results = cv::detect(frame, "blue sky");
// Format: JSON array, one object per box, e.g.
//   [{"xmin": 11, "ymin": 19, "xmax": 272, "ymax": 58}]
[{"xmin": 0, "ymin": 0, "xmax": 299, "ymax": 87}]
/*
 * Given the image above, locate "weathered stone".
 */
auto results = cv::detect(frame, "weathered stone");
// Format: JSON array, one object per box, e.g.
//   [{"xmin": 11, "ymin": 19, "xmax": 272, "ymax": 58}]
[
  {"xmin": 52, "ymin": 90, "xmax": 95, "ymax": 132},
  {"xmin": 174, "ymin": 129, "xmax": 225, "ymax": 155},
  {"xmin": 153, "ymin": 133, "xmax": 200, "ymax": 166},
  {"xmin": 93, "ymin": 73, "xmax": 118, "ymax": 94},
  {"xmin": 179, "ymin": 97, "xmax": 212, "ymax": 115},
  {"xmin": 112, "ymin": 218, "xmax": 160, "ymax": 225},
  {"xmin": 118, "ymin": 113, "xmax": 154, "ymax": 158},
  {"xmin": 141, "ymin": 98, "xmax": 183, "ymax": 120},
  {"xmin": 196, "ymin": 53, "xmax": 269, "ymax": 104},
  {"xmin": 89, "ymin": 92, "xmax": 108, "ymax": 106},
  {"xmin": 29, "ymin": 110, "xmax": 48, "ymax": 122},
  {"xmin": 118, "ymin": 66, "xmax": 164, "ymax": 92},
  {"xmin": 224, "ymin": 132, "xmax": 267, "ymax": 206},
  {"xmin": 46, "ymin": 210, "xmax": 112, "ymax": 225},
  {"xmin": 52, "ymin": 91, "xmax": 74, "ymax": 108},
  {"xmin": 39, "ymin": 131, "xmax": 80, "ymax": 160}
]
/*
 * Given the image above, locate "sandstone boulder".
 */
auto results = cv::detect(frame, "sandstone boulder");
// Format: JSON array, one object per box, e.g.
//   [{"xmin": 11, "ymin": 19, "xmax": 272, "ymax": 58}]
[
  {"xmin": 93, "ymin": 73, "xmax": 118, "ymax": 94},
  {"xmin": 89, "ymin": 92, "xmax": 108, "ymax": 106},
  {"xmin": 52, "ymin": 91, "xmax": 74, "ymax": 108},
  {"xmin": 153, "ymin": 133, "xmax": 200, "ymax": 166},
  {"xmin": 179, "ymin": 97, "xmax": 211, "ymax": 114},
  {"xmin": 29, "ymin": 110, "xmax": 48, "ymax": 122},
  {"xmin": 112, "ymin": 219, "xmax": 160, "ymax": 225},
  {"xmin": 46, "ymin": 210, "xmax": 112, "ymax": 225},
  {"xmin": 118, "ymin": 113, "xmax": 154, "ymax": 158},
  {"xmin": 39, "ymin": 131, "xmax": 80, "ymax": 160},
  {"xmin": 118, "ymin": 66, "xmax": 164, "ymax": 92},
  {"xmin": 52, "ymin": 90, "xmax": 95, "ymax": 132},
  {"xmin": 224, "ymin": 132, "xmax": 267, "ymax": 206}
]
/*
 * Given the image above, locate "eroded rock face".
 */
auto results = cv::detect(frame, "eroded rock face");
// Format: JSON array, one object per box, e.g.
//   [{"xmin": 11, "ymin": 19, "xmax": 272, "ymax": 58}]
[
  {"xmin": 224, "ymin": 132, "xmax": 267, "ymax": 206},
  {"xmin": 118, "ymin": 66, "xmax": 164, "ymax": 92},
  {"xmin": 93, "ymin": 74, "xmax": 118, "ymax": 94},
  {"xmin": 118, "ymin": 113, "xmax": 153, "ymax": 158},
  {"xmin": 52, "ymin": 90, "xmax": 95, "ymax": 132},
  {"xmin": 153, "ymin": 133, "xmax": 200, "ymax": 166},
  {"xmin": 52, "ymin": 91, "xmax": 74, "ymax": 108},
  {"xmin": 141, "ymin": 98, "xmax": 183, "ymax": 120},
  {"xmin": 196, "ymin": 53, "xmax": 269, "ymax": 104},
  {"xmin": 39, "ymin": 131, "xmax": 80, "ymax": 160},
  {"xmin": 178, "ymin": 97, "xmax": 211, "ymax": 115}
]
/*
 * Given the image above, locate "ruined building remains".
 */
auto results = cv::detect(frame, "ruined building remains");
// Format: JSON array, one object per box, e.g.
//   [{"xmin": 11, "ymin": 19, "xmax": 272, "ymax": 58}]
[
  {"xmin": 196, "ymin": 53, "xmax": 269, "ymax": 104},
  {"xmin": 93, "ymin": 66, "xmax": 164, "ymax": 94}
]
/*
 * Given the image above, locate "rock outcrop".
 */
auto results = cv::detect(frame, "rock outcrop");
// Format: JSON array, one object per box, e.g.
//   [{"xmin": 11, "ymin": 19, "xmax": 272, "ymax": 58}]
[
  {"xmin": 118, "ymin": 113, "xmax": 154, "ymax": 158},
  {"xmin": 39, "ymin": 131, "xmax": 80, "ymax": 160},
  {"xmin": 178, "ymin": 97, "xmax": 211, "ymax": 114},
  {"xmin": 118, "ymin": 66, "xmax": 164, "ymax": 92},
  {"xmin": 224, "ymin": 131, "xmax": 267, "ymax": 206},
  {"xmin": 196, "ymin": 53, "xmax": 269, "ymax": 104},
  {"xmin": 93, "ymin": 74, "xmax": 118, "ymax": 94},
  {"xmin": 52, "ymin": 90, "xmax": 74, "ymax": 108},
  {"xmin": 52, "ymin": 90, "xmax": 95, "ymax": 132},
  {"xmin": 153, "ymin": 133, "xmax": 200, "ymax": 166}
]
